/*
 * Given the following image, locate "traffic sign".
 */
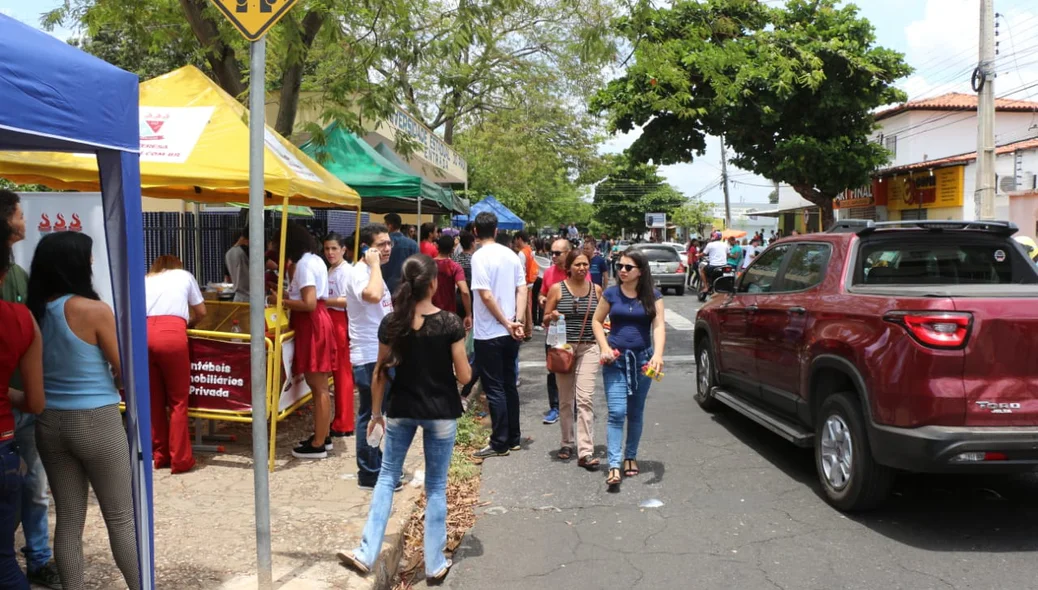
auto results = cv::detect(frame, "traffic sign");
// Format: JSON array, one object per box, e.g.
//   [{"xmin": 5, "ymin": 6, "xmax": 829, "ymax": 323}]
[{"xmin": 209, "ymin": 0, "xmax": 299, "ymax": 41}]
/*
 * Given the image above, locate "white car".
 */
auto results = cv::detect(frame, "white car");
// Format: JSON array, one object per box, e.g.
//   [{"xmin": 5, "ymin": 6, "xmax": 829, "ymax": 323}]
[{"xmin": 659, "ymin": 242, "xmax": 688, "ymax": 266}]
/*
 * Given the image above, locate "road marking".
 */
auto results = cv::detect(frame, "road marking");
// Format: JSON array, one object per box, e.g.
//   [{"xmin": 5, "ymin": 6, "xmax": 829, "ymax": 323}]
[
  {"xmin": 518, "ymin": 355, "xmax": 695, "ymax": 370},
  {"xmin": 665, "ymin": 310, "xmax": 696, "ymax": 331}
]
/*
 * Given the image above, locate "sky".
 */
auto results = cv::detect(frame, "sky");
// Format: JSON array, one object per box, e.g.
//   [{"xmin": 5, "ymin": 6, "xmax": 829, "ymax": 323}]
[{"xmin": 4, "ymin": 0, "xmax": 1038, "ymax": 206}]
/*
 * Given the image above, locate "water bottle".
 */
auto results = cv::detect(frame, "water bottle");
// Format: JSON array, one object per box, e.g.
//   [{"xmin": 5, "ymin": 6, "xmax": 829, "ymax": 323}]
[
  {"xmin": 230, "ymin": 319, "xmax": 243, "ymax": 343},
  {"xmin": 547, "ymin": 321, "xmax": 558, "ymax": 346},
  {"xmin": 556, "ymin": 315, "xmax": 567, "ymax": 346},
  {"xmin": 366, "ymin": 421, "xmax": 384, "ymax": 448}
]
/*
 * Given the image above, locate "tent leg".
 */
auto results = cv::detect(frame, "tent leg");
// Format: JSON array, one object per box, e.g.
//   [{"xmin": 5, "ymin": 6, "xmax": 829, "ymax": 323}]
[
  {"xmin": 417, "ymin": 196, "xmax": 422, "ymax": 231},
  {"xmin": 353, "ymin": 205, "xmax": 362, "ymax": 261},
  {"xmin": 270, "ymin": 195, "xmax": 291, "ymax": 472}
]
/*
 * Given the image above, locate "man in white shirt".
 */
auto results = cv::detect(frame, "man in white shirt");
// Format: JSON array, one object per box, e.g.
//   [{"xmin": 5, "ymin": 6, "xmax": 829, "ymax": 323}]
[
  {"xmin": 471, "ymin": 212, "xmax": 528, "ymax": 458},
  {"xmin": 342, "ymin": 223, "xmax": 395, "ymax": 489},
  {"xmin": 699, "ymin": 233, "xmax": 729, "ymax": 294},
  {"xmin": 225, "ymin": 230, "xmax": 249, "ymax": 302},
  {"xmin": 742, "ymin": 237, "xmax": 760, "ymax": 270}
]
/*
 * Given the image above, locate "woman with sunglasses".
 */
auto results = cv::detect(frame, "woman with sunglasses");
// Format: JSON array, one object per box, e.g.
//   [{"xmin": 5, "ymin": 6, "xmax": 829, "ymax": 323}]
[{"xmin": 591, "ymin": 248, "xmax": 666, "ymax": 490}]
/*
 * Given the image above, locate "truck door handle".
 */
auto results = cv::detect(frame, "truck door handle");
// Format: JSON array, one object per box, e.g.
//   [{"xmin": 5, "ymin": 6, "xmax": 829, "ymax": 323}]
[
  {"xmin": 746, "ymin": 305, "xmax": 758, "ymax": 312},
  {"xmin": 788, "ymin": 306, "xmax": 806, "ymax": 315}
]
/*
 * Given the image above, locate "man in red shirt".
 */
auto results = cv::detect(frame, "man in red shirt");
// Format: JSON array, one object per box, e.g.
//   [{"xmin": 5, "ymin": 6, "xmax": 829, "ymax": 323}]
[
  {"xmin": 537, "ymin": 238, "xmax": 571, "ymax": 424},
  {"xmin": 433, "ymin": 235, "xmax": 472, "ymax": 329},
  {"xmin": 420, "ymin": 222, "xmax": 439, "ymax": 258}
]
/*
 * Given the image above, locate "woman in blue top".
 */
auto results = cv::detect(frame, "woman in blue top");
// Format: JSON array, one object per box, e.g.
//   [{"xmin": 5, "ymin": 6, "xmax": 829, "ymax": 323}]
[
  {"xmin": 592, "ymin": 248, "xmax": 666, "ymax": 490},
  {"xmin": 26, "ymin": 232, "xmax": 140, "ymax": 590}
]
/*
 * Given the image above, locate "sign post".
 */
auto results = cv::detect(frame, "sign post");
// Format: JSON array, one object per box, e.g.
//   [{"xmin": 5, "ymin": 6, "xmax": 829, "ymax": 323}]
[{"xmin": 208, "ymin": 2, "xmax": 299, "ymax": 587}]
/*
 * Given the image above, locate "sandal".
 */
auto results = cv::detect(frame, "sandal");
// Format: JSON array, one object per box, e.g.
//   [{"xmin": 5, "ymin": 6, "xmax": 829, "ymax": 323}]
[
  {"xmin": 427, "ymin": 558, "xmax": 453, "ymax": 584},
  {"xmin": 623, "ymin": 459, "xmax": 639, "ymax": 477},
  {"xmin": 337, "ymin": 551, "xmax": 370, "ymax": 575},
  {"xmin": 557, "ymin": 446, "xmax": 574, "ymax": 461},
  {"xmin": 606, "ymin": 468, "xmax": 622, "ymax": 487},
  {"xmin": 578, "ymin": 456, "xmax": 600, "ymax": 471}
]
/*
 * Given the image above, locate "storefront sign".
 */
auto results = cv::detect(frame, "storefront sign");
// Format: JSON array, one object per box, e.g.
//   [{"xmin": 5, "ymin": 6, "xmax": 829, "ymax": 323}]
[
  {"xmin": 886, "ymin": 166, "xmax": 965, "ymax": 211},
  {"xmin": 188, "ymin": 337, "xmax": 252, "ymax": 412},
  {"xmin": 837, "ymin": 185, "xmax": 874, "ymax": 209},
  {"xmin": 387, "ymin": 108, "xmax": 468, "ymax": 175}
]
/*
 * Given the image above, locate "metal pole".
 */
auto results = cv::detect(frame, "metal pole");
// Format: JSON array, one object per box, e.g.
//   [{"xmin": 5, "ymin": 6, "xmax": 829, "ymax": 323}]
[
  {"xmin": 719, "ymin": 135, "xmax": 732, "ymax": 229},
  {"xmin": 247, "ymin": 37, "xmax": 273, "ymax": 589},
  {"xmin": 193, "ymin": 202, "xmax": 203, "ymax": 282},
  {"xmin": 417, "ymin": 195, "xmax": 422, "ymax": 233},
  {"xmin": 976, "ymin": 0, "xmax": 996, "ymax": 220}
]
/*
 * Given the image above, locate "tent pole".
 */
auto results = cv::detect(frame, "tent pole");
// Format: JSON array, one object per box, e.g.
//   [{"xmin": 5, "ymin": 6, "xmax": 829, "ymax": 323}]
[
  {"xmin": 270, "ymin": 196, "xmax": 290, "ymax": 473},
  {"xmin": 353, "ymin": 204, "xmax": 362, "ymax": 261},
  {"xmin": 193, "ymin": 202, "xmax": 203, "ymax": 282},
  {"xmin": 246, "ymin": 36, "xmax": 273, "ymax": 589},
  {"xmin": 417, "ymin": 196, "xmax": 422, "ymax": 233}
]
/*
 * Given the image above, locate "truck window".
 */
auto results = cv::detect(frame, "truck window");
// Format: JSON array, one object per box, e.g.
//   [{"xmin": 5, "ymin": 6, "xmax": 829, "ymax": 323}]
[
  {"xmin": 856, "ymin": 237, "xmax": 1038, "ymax": 285},
  {"xmin": 739, "ymin": 245, "xmax": 790, "ymax": 293},
  {"xmin": 781, "ymin": 244, "xmax": 831, "ymax": 291}
]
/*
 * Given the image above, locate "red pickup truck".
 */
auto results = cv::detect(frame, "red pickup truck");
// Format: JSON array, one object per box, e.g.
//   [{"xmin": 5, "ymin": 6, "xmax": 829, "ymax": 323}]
[{"xmin": 693, "ymin": 220, "xmax": 1038, "ymax": 511}]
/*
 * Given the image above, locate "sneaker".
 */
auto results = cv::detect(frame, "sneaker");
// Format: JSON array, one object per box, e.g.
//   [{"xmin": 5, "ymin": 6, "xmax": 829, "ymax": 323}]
[
  {"xmin": 534, "ymin": 325, "xmax": 544, "ymax": 332},
  {"xmin": 298, "ymin": 435, "xmax": 333, "ymax": 451},
  {"xmin": 474, "ymin": 445, "xmax": 509, "ymax": 458},
  {"xmin": 28, "ymin": 561, "xmax": 62, "ymax": 589},
  {"xmin": 330, "ymin": 429, "xmax": 354, "ymax": 438},
  {"xmin": 292, "ymin": 439, "xmax": 328, "ymax": 459},
  {"xmin": 510, "ymin": 443, "xmax": 522, "ymax": 451},
  {"xmin": 357, "ymin": 479, "xmax": 405, "ymax": 492},
  {"xmin": 543, "ymin": 409, "xmax": 559, "ymax": 424}
]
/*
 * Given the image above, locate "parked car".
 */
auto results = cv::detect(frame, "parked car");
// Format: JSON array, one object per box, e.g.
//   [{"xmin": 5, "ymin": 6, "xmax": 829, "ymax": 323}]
[
  {"xmin": 694, "ymin": 220, "xmax": 1038, "ymax": 511},
  {"xmin": 659, "ymin": 241, "xmax": 689, "ymax": 266},
  {"xmin": 629, "ymin": 243, "xmax": 686, "ymax": 295}
]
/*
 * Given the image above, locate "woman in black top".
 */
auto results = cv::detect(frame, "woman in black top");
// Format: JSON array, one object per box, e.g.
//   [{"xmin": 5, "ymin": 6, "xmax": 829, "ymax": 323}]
[{"xmin": 339, "ymin": 254, "xmax": 471, "ymax": 583}]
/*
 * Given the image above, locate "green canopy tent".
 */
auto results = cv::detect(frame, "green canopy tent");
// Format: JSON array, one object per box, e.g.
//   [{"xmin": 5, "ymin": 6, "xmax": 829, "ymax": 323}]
[
  {"xmin": 374, "ymin": 142, "xmax": 470, "ymax": 215},
  {"xmin": 301, "ymin": 123, "xmax": 459, "ymax": 215}
]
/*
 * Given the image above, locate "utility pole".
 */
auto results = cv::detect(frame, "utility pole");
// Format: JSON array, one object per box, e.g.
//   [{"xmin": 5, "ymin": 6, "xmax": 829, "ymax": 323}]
[
  {"xmin": 975, "ymin": 0, "xmax": 996, "ymax": 220},
  {"xmin": 719, "ymin": 134, "xmax": 732, "ymax": 229}
]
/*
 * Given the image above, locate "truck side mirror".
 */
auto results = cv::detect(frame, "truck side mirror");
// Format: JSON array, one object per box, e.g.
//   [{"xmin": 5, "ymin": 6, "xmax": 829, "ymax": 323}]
[{"xmin": 713, "ymin": 275, "xmax": 736, "ymax": 294}]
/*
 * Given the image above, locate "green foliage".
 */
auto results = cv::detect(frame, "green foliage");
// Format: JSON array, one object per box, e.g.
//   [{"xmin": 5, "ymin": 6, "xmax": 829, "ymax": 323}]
[
  {"xmin": 450, "ymin": 406, "xmax": 488, "ymax": 482},
  {"xmin": 669, "ymin": 200, "xmax": 714, "ymax": 237},
  {"xmin": 593, "ymin": 0, "xmax": 912, "ymax": 227},
  {"xmin": 592, "ymin": 154, "xmax": 686, "ymax": 235}
]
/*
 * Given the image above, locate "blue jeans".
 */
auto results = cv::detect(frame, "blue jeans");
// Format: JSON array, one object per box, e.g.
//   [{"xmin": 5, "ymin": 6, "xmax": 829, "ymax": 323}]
[
  {"xmin": 0, "ymin": 441, "xmax": 29, "ymax": 589},
  {"xmin": 354, "ymin": 362, "xmax": 385, "ymax": 486},
  {"xmin": 544, "ymin": 345, "xmax": 559, "ymax": 411},
  {"xmin": 475, "ymin": 336, "xmax": 521, "ymax": 452},
  {"xmin": 602, "ymin": 347, "xmax": 654, "ymax": 469},
  {"xmin": 355, "ymin": 418, "xmax": 456, "ymax": 577},
  {"xmin": 13, "ymin": 411, "xmax": 50, "ymax": 572}
]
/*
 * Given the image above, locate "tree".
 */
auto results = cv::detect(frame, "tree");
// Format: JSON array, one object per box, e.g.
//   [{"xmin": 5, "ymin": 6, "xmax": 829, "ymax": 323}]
[
  {"xmin": 767, "ymin": 188, "xmax": 779, "ymax": 205},
  {"xmin": 593, "ymin": 155, "xmax": 686, "ymax": 235},
  {"xmin": 593, "ymin": 0, "xmax": 911, "ymax": 228},
  {"xmin": 669, "ymin": 200, "xmax": 714, "ymax": 238}
]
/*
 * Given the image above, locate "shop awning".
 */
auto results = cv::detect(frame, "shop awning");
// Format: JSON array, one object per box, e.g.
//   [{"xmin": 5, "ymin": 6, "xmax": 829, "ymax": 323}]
[
  {"xmin": 747, "ymin": 205, "xmax": 818, "ymax": 217},
  {"xmin": 0, "ymin": 66, "xmax": 360, "ymax": 209},
  {"xmin": 373, "ymin": 142, "xmax": 470, "ymax": 214},
  {"xmin": 301, "ymin": 123, "xmax": 456, "ymax": 213}
]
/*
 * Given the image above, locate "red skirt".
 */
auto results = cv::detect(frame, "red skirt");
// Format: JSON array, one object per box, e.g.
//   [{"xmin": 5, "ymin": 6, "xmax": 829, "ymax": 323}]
[{"xmin": 290, "ymin": 301, "xmax": 337, "ymax": 374}]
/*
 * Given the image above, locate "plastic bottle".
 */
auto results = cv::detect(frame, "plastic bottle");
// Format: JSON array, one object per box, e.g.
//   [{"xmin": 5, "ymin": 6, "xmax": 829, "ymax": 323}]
[
  {"xmin": 547, "ymin": 321, "xmax": 558, "ymax": 347},
  {"xmin": 556, "ymin": 315, "xmax": 567, "ymax": 346},
  {"xmin": 230, "ymin": 319, "xmax": 243, "ymax": 343},
  {"xmin": 366, "ymin": 421, "xmax": 384, "ymax": 447}
]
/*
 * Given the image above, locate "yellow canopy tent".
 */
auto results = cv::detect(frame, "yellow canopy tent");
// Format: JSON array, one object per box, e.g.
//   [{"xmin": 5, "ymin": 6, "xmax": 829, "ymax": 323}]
[{"xmin": 0, "ymin": 65, "xmax": 360, "ymax": 210}]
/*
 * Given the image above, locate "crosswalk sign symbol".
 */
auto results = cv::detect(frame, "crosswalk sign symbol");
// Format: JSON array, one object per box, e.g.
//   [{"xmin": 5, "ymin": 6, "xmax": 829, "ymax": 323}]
[{"xmin": 209, "ymin": 0, "xmax": 299, "ymax": 41}]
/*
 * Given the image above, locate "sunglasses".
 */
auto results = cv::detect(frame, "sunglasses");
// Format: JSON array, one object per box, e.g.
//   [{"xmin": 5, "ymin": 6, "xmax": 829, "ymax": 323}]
[
  {"xmin": 551, "ymin": 250, "xmax": 565, "ymax": 257},
  {"xmin": 617, "ymin": 263, "xmax": 638, "ymax": 272}
]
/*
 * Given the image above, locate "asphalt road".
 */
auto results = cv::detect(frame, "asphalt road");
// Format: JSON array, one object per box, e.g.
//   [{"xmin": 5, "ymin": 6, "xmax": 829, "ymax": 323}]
[{"xmin": 441, "ymin": 292, "xmax": 1038, "ymax": 590}]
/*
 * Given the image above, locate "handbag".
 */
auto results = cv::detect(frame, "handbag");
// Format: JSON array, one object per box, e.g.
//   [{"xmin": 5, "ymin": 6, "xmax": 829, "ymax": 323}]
[{"xmin": 546, "ymin": 285, "xmax": 594, "ymax": 374}]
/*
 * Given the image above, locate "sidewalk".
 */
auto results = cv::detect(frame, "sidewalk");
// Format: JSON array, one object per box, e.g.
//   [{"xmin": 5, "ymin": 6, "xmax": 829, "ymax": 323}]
[{"xmin": 21, "ymin": 408, "xmax": 423, "ymax": 589}]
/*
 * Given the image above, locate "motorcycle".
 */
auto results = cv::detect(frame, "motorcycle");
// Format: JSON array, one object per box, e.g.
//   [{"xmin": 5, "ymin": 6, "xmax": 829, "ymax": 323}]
[{"xmin": 697, "ymin": 263, "xmax": 735, "ymax": 302}]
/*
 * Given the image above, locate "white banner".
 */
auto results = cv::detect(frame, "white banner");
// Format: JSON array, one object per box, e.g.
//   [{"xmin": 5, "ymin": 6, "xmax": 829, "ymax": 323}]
[
  {"xmin": 13, "ymin": 192, "xmax": 114, "ymax": 310},
  {"xmin": 278, "ymin": 337, "xmax": 311, "ymax": 412},
  {"xmin": 138, "ymin": 106, "xmax": 213, "ymax": 163}
]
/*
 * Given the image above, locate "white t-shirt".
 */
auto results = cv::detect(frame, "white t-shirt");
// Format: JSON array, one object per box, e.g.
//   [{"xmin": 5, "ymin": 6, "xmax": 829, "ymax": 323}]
[
  {"xmin": 145, "ymin": 269, "xmax": 204, "ymax": 321},
  {"xmin": 703, "ymin": 240, "xmax": 728, "ymax": 266},
  {"xmin": 742, "ymin": 245, "xmax": 757, "ymax": 269},
  {"xmin": 343, "ymin": 262, "xmax": 392, "ymax": 364},
  {"xmin": 288, "ymin": 253, "xmax": 329, "ymax": 301},
  {"xmin": 327, "ymin": 262, "xmax": 349, "ymax": 311},
  {"xmin": 471, "ymin": 242, "xmax": 524, "ymax": 341}
]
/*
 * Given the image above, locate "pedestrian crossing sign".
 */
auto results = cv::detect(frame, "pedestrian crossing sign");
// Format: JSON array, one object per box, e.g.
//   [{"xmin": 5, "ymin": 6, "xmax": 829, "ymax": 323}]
[{"xmin": 208, "ymin": 0, "xmax": 299, "ymax": 41}]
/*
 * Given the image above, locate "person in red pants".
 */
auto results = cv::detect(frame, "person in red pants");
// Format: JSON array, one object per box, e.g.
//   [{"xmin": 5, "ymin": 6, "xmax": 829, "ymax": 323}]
[
  {"xmin": 145, "ymin": 255, "xmax": 206, "ymax": 473},
  {"xmin": 324, "ymin": 233, "xmax": 355, "ymax": 438}
]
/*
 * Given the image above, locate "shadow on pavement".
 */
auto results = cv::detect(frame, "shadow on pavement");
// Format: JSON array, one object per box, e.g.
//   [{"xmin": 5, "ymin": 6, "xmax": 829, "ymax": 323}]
[{"xmin": 710, "ymin": 406, "xmax": 1038, "ymax": 552}]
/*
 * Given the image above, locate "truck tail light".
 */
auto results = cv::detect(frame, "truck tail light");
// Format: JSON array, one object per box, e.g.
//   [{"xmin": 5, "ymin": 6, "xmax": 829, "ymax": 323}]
[
  {"xmin": 950, "ymin": 451, "xmax": 1007, "ymax": 463},
  {"xmin": 884, "ymin": 311, "xmax": 972, "ymax": 349},
  {"xmin": 677, "ymin": 262, "xmax": 686, "ymax": 274}
]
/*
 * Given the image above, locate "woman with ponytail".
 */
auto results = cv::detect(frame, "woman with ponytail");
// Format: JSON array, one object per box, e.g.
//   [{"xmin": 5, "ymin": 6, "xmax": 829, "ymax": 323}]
[
  {"xmin": 323, "ymin": 233, "xmax": 355, "ymax": 438},
  {"xmin": 339, "ymin": 254, "xmax": 471, "ymax": 584}
]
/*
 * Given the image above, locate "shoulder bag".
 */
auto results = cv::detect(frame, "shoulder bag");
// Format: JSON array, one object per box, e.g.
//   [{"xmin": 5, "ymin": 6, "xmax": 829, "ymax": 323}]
[{"xmin": 546, "ymin": 285, "xmax": 594, "ymax": 374}]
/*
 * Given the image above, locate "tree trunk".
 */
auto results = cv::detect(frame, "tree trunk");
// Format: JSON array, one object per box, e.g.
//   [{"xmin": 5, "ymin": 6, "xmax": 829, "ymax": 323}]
[
  {"xmin": 179, "ymin": 0, "xmax": 245, "ymax": 97},
  {"xmin": 792, "ymin": 184, "xmax": 836, "ymax": 231},
  {"xmin": 275, "ymin": 11, "xmax": 325, "ymax": 138}
]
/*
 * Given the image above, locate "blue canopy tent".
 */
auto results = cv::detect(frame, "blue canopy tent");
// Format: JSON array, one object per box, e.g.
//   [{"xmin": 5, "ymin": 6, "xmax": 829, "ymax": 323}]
[
  {"xmin": 452, "ymin": 195, "xmax": 524, "ymax": 230},
  {"xmin": 0, "ymin": 15, "xmax": 153, "ymax": 589}
]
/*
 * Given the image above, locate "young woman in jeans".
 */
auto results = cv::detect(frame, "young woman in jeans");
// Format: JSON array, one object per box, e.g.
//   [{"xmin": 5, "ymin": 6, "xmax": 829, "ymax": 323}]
[
  {"xmin": 0, "ymin": 234, "xmax": 45, "ymax": 589},
  {"xmin": 543, "ymin": 249, "xmax": 601, "ymax": 469},
  {"xmin": 339, "ymin": 254, "xmax": 471, "ymax": 582},
  {"xmin": 26, "ymin": 232, "xmax": 140, "ymax": 590},
  {"xmin": 591, "ymin": 248, "xmax": 666, "ymax": 490}
]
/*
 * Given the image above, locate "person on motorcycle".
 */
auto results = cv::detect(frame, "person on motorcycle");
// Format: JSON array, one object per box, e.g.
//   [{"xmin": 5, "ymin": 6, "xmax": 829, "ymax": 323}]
[{"xmin": 698, "ymin": 232, "xmax": 728, "ymax": 295}]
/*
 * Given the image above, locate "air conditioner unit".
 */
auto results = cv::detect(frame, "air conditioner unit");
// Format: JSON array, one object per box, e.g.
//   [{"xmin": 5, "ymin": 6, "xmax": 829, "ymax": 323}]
[{"xmin": 998, "ymin": 175, "xmax": 1017, "ymax": 194}]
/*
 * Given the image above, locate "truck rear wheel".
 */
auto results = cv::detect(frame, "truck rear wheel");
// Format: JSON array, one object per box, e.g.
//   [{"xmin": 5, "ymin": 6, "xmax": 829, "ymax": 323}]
[
  {"xmin": 815, "ymin": 392, "xmax": 894, "ymax": 511},
  {"xmin": 695, "ymin": 339, "xmax": 720, "ymax": 412}
]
